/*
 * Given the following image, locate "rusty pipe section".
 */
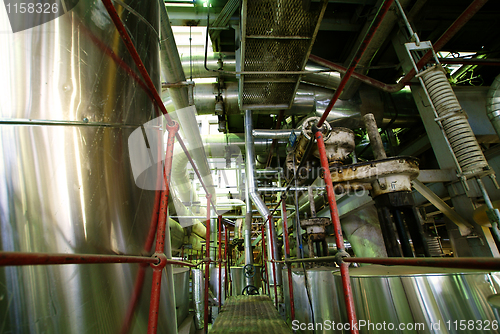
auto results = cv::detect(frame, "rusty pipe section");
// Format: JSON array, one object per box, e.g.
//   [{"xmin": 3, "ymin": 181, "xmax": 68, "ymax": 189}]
[
  {"xmin": 363, "ymin": 113, "xmax": 387, "ymax": 160},
  {"xmin": 244, "ymin": 110, "xmax": 282, "ymax": 286}
]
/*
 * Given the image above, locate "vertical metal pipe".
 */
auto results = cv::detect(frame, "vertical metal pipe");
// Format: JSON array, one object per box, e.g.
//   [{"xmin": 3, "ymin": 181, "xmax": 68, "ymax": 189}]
[
  {"xmin": 244, "ymin": 110, "xmax": 281, "ymax": 285},
  {"xmin": 218, "ymin": 215, "xmax": 222, "ymax": 306},
  {"xmin": 147, "ymin": 122, "xmax": 179, "ymax": 334},
  {"xmin": 363, "ymin": 113, "xmax": 387, "ymax": 160},
  {"xmin": 244, "ymin": 175, "xmax": 254, "ymax": 286},
  {"xmin": 393, "ymin": 210, "xmax": 413, "ymax": 257},
  {"xmin": 204, "ymin": 195, "xmax": 212, "ymax": 334},
  {"xmin": 314, "ymin": 129, "xmax": 359, "ymax": 334},
  {"xmin": 282, "ymin": 200, "xmax": 295, "ymax": 321}
]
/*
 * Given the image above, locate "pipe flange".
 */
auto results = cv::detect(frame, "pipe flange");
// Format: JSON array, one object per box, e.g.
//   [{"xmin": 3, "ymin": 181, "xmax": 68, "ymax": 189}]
[
  {"xmin": 151, "ymin": 253, "xmax": 168, "ymax": 269},
  {"xmin": 335, "ymin": 250, "xmax": 350, "ymax": 266}
]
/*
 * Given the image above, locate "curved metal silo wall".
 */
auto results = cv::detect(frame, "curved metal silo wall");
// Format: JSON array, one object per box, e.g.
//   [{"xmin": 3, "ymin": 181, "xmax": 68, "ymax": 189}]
[{"xmin": 0, "ymin": 1, "xmax": 175, "ymax": 333}]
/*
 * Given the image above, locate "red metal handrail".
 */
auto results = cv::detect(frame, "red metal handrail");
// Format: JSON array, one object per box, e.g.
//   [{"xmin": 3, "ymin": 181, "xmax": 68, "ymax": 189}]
[
  {"xmin": 218, "ymin": 215, "xmax": 223, "ymax": 307},
  {"xmin": 281, "ymin": 200, "xmax": 295, "ymax": 322}
]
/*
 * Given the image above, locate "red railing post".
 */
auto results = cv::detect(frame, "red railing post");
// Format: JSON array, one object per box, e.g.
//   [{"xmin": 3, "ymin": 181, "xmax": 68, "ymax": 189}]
[
  {"xmin": 224, "ymin": 224, "xmax": 229, "ymax": 300},
  {"xmin": 204, "ymin": 195, "xmax": 212, "ymax": 334},
  {"xmin": 314, "ymin": 129, "xmax": 358, "ymax": 333},
  {"xmin": 281, "ymin": 200, "xmax": 295, "ymax": 322},
  {"xmin": 218, "ymin": 215, "xmax": 223, "ymax": 307},
  {"xmin": 266, "ymin": 215, "xmax": 279, "ymax": 308},
  {"xmin": 147, "ymin": 121, "xmax": 179, "ymax": 334},
  {"xmin": 261, "ymin": 225, "xmax": 270, "ymax": 295}
]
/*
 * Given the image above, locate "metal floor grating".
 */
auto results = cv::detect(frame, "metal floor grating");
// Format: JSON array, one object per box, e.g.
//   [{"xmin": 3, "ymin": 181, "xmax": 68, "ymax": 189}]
[{"xmin": 210, "ymin": 296, "xmax": 292, "ymax": 334}]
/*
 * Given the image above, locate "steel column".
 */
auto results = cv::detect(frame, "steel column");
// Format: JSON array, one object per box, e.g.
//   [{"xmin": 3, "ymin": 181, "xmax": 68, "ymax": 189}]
[{"xmin": 314, "ymin": 130, "xmax": 359, "ymax": 334}]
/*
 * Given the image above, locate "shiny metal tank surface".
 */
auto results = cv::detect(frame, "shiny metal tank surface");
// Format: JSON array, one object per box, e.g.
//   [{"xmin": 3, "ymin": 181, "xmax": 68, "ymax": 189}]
[
  {"xmin": 282, "ymin": 267, "xmax": 342, "ymax": 333},
  {"xmin": 174, "ymin": 267, "xmax": 191, "ymax": 325},
  {"xmin": 335, "ymin": 265, "xmax": 500, "ymax": 334},
  {"xmin": 0, "ymin": 0, "xmax": 170, "ymax": 333},
  {"xmin": 230, "ymin": 266, "xmax": 262, "ymax": 296}
]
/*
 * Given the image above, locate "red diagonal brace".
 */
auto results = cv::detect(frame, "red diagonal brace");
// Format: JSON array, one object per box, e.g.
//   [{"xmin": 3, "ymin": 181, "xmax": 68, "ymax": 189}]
[
  {"xmin": 314, "ymin": 129, "xmax": 358, "ymax": 334},
  {"xmin": 147, "ymin": 121, "xmax": 179, "ymax": 334},
  {"xmin": 281, "ymin": 200, "xmax": 295, "ymax": 321}
]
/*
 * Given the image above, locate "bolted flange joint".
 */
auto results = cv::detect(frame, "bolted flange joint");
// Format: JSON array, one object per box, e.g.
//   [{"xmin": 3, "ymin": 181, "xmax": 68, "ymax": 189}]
[
  {"xmin": 151, "ymin": 253, "xmax": 168, "ymax": 269},
  {"xmin": 165, "ymin": 120, "xmax": 180, "ymax": 132},
  {"xmin": 335, "ymin": 250, "xmax": 350, "ymax": 266}
]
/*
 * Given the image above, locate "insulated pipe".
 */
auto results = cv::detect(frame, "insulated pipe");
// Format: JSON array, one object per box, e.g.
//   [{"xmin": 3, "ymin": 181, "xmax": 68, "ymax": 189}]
[
  {"xmin": 244, "ymin": 110, "xmax": 282, "ymax": 286},
  {"xmin": 363, "ymin": 113, "xmax": 387, "ymax": 160},
  {"xmin": 252, "ymin": 129, "xmax": 301, "ymax": 139},
  {"xmin": 487, "ymin": 74, "xmax": 500, "ymax": 138},
  {"xmin": 244, "ymin": 180, "xmax": 254, "ymax": 287},
  {"xmin": 159, "ymin": 6, "xmax": 189, "ymax": 109}
]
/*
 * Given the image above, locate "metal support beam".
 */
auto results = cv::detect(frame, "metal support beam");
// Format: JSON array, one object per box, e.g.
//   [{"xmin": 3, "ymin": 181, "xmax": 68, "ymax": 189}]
[{"xmin": 412, "ymin": 179, "xmax": 473, "ymax": 235}]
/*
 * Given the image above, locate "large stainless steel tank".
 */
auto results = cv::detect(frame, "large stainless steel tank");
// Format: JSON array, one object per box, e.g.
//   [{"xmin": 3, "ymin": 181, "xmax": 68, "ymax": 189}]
[
  {"xmin": 283, "ymin": 265, "xmax": 500, "ymax": 334},
  {"xmin": 282, "ymin": 267, "xmax": 343, "ymax": 330},
  {"xmin": 174, "ymin": 267, "xmax": 191, "ymax": 325},
  {"xmin": 335, "ymin": 266, "xmax": 500, "ymax": 334},
  {"xmin": 230, "ymin": 266, "xmax": 263, "ymax": 295},
  {"xmin": 0, "ymin": 1, "xmax": 172, "ymax": 333}
]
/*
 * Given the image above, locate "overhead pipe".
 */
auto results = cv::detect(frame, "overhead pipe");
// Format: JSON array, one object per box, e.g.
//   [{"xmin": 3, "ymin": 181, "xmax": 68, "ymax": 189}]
[
  {"xmin": 181, "ymin": 53, "xmax": 341, "ymax": 90},
  {"xmin": 487, "ymin": 74, "xmax": 500, "ymax": 138},
  {"xmin": 340, "ymin": 0, "xmax": 411, "ymax": 99},
  {"xmin": 317, "ymin": 0, "xmax": 396, "ymax": 128},
  {"xmin": 309, "ymin": 0, "xmax": 489, "ymax": 95},
  {"xmin": 244, "ymin": 110, "xmax": 282, "ymax": 287}
]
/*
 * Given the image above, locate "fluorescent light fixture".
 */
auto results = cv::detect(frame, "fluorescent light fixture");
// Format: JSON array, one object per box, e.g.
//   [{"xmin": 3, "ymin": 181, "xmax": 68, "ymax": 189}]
[{"xmin": 193, "ymin": 77, "xmax": 218, "ymax": 84}]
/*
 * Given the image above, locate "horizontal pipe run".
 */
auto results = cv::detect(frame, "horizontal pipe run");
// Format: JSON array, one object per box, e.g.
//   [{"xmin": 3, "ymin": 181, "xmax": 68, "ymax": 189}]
[
  {"xmin": 344, "ymin": 257, "xmax": 500, "ymax": 271},
  {"xmin": 0, "ymin": 251, "xmax": 157, "ymax": 266},
  {"xmin": 285, "ymin": 255, "xmax": 500, "ymax": 271},
  {"xmin": 258, "ymin": 186, "xmax": 325, "ymax": 192}
]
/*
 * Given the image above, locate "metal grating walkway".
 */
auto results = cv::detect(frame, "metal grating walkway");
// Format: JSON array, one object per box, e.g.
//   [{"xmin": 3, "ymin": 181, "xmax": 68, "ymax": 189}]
[{"xmin": 210, "ymin": 295, "xmax": 292, "ymax": 334}]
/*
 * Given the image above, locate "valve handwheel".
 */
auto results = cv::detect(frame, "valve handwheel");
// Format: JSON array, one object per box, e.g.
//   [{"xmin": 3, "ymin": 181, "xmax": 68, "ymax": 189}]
[
  {"xmin": 242, "ymin": 285, "xmax": 259, "ymax": 295},
  {"xmin": 243, "ymin": 264, "xmax": 255, "ymax": 278}
]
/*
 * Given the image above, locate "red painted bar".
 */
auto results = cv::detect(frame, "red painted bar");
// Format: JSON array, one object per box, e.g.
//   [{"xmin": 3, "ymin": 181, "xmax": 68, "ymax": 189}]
[
  {"xmin": 218, "ymin": 215, "xmax": 223, "ymax": 307},
  {"xmin": 267, "ymin": 215, "xmax": 279, "ymax": 308},
  {"xmin": 147, "ymin": 122, "xmax": 179, "ymax": 334},
  {"xmin": 261, "ymin": 225, "xmax": 270, "ymax": 295},
  {"xmin": 224, "ymin": 225, "xmax": 229, "ymax": 300},
  {"xmin": 281, "ymin": 200, "xmax": 295, "ymax": 321},
  {"xmin": 315, "ymin": 131, "xmax": 359, "ymax": 334}
]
